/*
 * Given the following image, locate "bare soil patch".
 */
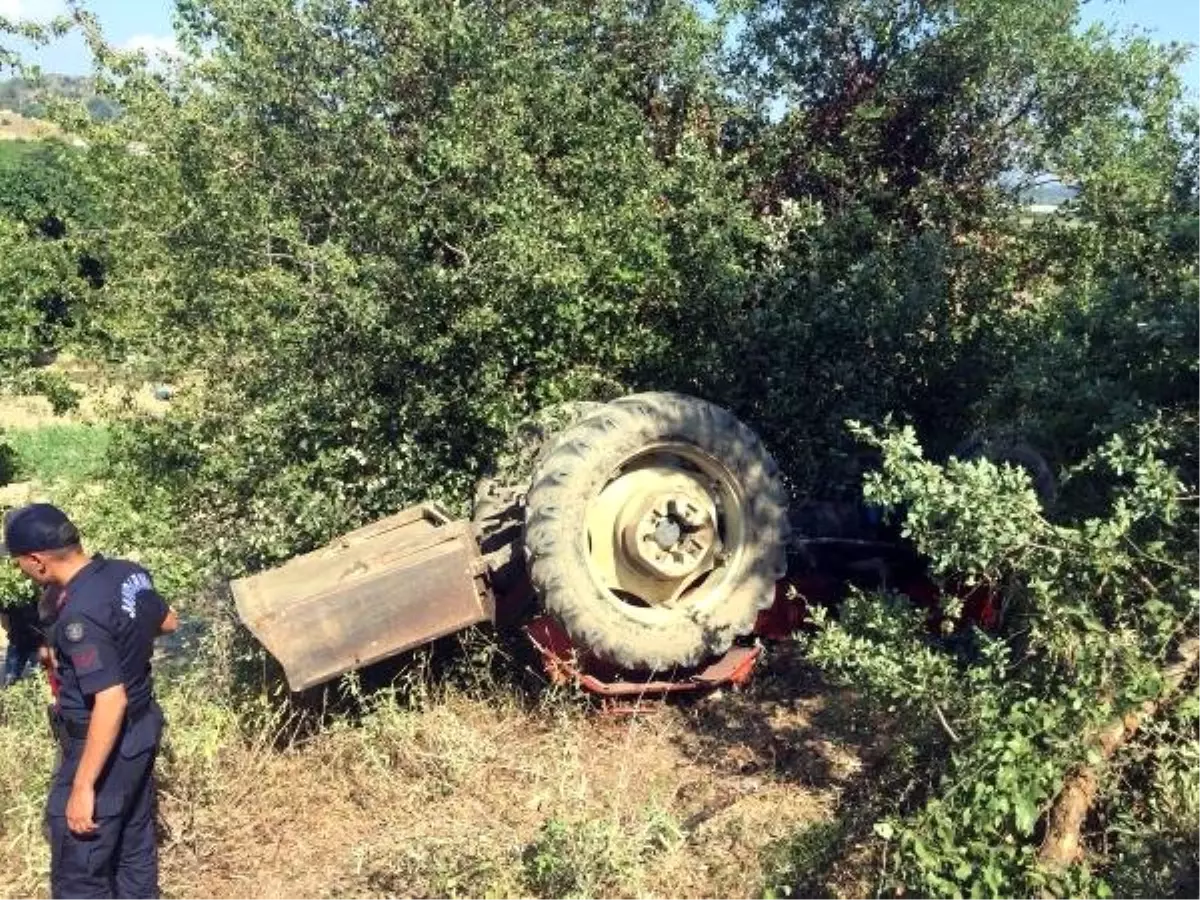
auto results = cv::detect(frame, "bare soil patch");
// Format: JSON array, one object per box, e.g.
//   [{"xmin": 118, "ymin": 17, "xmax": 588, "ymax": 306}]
[
  {"xmin": 147, "ymin": 646, "xmax": 884, "ymax": 899},
  {"xmin": 0, "ymin": 354, "xmax": 173, "ymax": 430}
]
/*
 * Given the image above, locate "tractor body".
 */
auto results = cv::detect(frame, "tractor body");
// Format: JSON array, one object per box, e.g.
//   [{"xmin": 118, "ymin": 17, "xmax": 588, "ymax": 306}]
[{"xmin": 231, "ymin": 393, "xmax": 1011, "ymax": 698}]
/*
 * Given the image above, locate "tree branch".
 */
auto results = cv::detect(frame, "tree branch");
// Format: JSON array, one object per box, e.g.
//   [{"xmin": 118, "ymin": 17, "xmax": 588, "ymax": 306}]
[
  {"xmin": 1039, "ymin": 637, "xmax": 1200, "ymax": 869},
  {"xmin": 933, "ymin": 702, "xmax": 960, "ymax": 743}
]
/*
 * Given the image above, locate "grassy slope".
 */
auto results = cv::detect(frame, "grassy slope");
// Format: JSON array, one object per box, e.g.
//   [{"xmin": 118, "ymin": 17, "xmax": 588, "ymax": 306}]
[
  {"xmin": 0, "ymin": 410, "xmax": 884, "ymax": 899},
  {"xmin": 4, "ymin": 424, "xmax": 111, "ymax": 484},
  {"xmin": 0, "ymin": 111, "xmax": 60, "ymax": 142}
]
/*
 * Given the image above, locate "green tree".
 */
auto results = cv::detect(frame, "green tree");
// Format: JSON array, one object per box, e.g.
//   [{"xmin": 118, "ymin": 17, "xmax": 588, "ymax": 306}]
[
  {"xmin": 694, "ymin": 0, "xmax": 1196, "ymax": 492},
  {"xmin": 16, "ymin": 0, "xmax": 1189, "ymax": 576},
  {"xmin": 1, "ymin": 14, "xmax": 91, "ymax": 391},
  {"xmin": 722, "ymin": 5, "xmax": 1197, "ymax": 895},
  {"xmin": 1, "ymin": 1, "xmax": 1194, "ymax": 895},
  {"xmin": 0, "ymin": 139, "xmax": 105, "ymax": 406},
  {"xmin": 57, "ymin": 0, "xmax": 746, "ymax": 573}
]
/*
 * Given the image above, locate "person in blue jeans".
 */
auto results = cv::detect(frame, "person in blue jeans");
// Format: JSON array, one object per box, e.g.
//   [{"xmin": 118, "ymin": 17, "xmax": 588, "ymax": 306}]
[{"xmin": 2, "ymin": 598, "xmax": 42, "ymax": 686}]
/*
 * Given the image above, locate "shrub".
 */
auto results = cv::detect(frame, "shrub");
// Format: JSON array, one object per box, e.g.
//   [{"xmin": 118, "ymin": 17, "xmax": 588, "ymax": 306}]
[{"xmin": 796, "ymin": 423, "xmax": 1197, "ymax": 897}]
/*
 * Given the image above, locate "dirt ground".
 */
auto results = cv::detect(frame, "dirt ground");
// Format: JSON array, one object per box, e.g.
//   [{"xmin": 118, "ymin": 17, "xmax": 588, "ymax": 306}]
[
  {"xmin": 146, "ymin": 645, "xmax": 887, "ymax": 900},
  {"xmin": 0, "ymin": 354, "xmax": 172, "ymax": 431}
]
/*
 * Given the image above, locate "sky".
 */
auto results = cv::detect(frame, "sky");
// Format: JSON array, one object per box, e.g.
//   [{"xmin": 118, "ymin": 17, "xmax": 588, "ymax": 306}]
[
  {"xmin": 1, "ymin": 0, "xmax": 177, "ymax": 68},
  {"xmin": 2, "ymin": 0, "xmax": 1199, "ymax": 96},
  {"xmin": 1081, "ymin": 0, "xmax": 1200, "ymax": 95}
]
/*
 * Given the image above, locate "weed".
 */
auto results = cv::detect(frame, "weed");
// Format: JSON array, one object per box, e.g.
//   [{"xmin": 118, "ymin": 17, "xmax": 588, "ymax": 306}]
[
  {"xmin": 4, "ymin": 424, "xmax": 110, "ymax": 485},
  {"xmin": 523, "ymin": 806, "xmax": 685, "ymax": 898},
  {"xmin": 1100, "ymin": 691, "xmax": 1200, "ymax": 898},
  {"xmin": 762, "ymin": 821, "xmax": 847, "ymax": 899},
  {"xmin": 0, "ymin": 674, "xmax": 56, "ymax": 897}
]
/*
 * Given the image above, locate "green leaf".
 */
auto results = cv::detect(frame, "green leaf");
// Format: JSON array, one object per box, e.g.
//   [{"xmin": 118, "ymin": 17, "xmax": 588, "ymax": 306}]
[{"xmin": 1014, "ymin": 796, "xmax": 1038, "ymax": 835}]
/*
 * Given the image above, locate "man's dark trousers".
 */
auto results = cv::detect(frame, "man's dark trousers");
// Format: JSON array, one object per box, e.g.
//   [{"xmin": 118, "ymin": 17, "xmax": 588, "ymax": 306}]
[{"xmin": 47, "ymin": 731, "xmax": 159, "ymax": 899}]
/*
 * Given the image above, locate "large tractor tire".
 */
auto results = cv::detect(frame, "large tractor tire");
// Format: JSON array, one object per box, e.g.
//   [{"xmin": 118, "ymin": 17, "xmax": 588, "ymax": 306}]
[
  {"xmin": 524, "ymin": 392, "xmax": 790, "ymax": 671},
  {"xmin": 473, "ymin": 401, "xmax": 607, "ymax": 595}
]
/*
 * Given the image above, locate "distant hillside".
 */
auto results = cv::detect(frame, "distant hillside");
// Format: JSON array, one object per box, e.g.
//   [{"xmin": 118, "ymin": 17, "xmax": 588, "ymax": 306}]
[
  {"xmin": 1016, "ymin": 178, "xmax": 1078, "ymax": 207},
  {"xmin": 0, "ymin": 108, "xmax": 61, "ymax": 142},
  {"xmin": 0, "ymin": 75, "xmax": 119, "ymax": 121}
]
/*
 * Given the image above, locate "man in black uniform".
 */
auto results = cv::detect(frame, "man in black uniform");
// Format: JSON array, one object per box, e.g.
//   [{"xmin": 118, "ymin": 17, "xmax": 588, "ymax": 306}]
[
  {"xmin": 2, "ymin": 594, "xmax": 42, "ymax": 686},
  {"xmin": 1, "ymin": 503, "xmax": 178, "ymax": 899}
]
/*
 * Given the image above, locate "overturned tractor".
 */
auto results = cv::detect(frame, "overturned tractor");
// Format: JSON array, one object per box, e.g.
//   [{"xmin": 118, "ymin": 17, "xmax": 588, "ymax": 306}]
[{"xmin": 231, "ymin": 392, "xmax": 1027, "ymax": 698}]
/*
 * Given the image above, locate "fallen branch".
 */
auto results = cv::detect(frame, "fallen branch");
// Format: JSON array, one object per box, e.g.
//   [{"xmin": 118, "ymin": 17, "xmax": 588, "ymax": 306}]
[
  {"xmin": 933, "ymin": 702, "xmax": 960, "ymax": 743},
  {"xmin": 1039, "ymin": 636, "xmax": 1200, "ymax": 869}
]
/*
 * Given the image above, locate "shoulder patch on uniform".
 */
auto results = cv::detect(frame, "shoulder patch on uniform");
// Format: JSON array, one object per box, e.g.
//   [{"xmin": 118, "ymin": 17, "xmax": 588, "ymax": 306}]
[
  {"xmin": 64, "ymin": 620, "xmax": 85, "ymax": 642},
  {"xmin": 68, "ymin": 644, "xmax": 102, "ymax": 675},
  {"xmin": 119, "ymin": 571, "xmax": 153, "ymax": 620}
]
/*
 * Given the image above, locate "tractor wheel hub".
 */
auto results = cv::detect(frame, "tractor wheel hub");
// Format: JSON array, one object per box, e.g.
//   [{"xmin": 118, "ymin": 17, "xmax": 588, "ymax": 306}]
[{"xmin": 622, "ymin": 491, "xmax": 716, "ymax": 580}]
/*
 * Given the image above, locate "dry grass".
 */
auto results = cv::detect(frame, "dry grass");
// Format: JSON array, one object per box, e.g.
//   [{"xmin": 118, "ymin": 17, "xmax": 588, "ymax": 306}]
[
  {"xmin": 0, "ymin": 632, "xmax": 891, "ymax": 899},
  {"xmin": 0, "ymin": 678, "xmax": 57, "ymax": 894},
  {"xmin": 0, "ymin": 353, "xmax": 175, "ymax": 430},
  {"xmin": 0, "ymin": 111, "xmax": 60, "ymax": 142},
  {"xmin": 158, "ymin": 682, "xmax": 844, "ymax": 899},
  {"xmin": 181, "ymin": 642, "xmax": 886, "ymax": 899}
]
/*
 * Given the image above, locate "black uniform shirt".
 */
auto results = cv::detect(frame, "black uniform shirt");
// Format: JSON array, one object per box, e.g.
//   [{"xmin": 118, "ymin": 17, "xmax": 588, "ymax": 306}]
[
  {"xmin": 2, "ymin": 599, "xmax": 41, "ymax": 650},
  {"xmin": 53, "ymin": 555, "xmax": 167, "ymax": 718}
]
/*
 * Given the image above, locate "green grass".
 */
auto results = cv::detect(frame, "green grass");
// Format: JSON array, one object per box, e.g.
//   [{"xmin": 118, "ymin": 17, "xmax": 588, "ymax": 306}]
[{"xmin": 4, "ymin": 423, "xmax": 111, "ymax": 484}]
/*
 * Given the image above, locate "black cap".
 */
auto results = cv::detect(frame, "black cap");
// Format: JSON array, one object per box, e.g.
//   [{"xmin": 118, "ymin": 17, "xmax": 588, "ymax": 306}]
[{"xmin": 1, "ymin": 503, "xmax": 81, "ymax": 557}]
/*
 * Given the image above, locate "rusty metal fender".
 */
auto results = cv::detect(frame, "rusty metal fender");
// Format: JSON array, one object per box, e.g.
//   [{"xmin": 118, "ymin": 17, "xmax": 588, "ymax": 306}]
[{"xmin": 230, "ymin": 503, "xmax": 494, "ymax": 692}]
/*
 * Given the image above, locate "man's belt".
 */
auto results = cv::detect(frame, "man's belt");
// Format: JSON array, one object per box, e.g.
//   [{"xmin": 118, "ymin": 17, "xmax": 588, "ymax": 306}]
[
  {"xmin": 50, "ymin": 702, "xmax": 155, "ymax": 742},
  {"xmin": 59, "ymin": 715, "xmax": 90, "ymax": 740}
]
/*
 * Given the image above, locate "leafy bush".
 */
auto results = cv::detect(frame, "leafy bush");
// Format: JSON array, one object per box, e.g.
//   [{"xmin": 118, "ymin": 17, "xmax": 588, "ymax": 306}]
[
  {"xmin": 0, "ymin": 430, "xmax": 16, "ymax": 485},
  {"xmin": 39, "ymin": 0, "xmax": 752, "ymax": 575},
  {"xmin": 0, "ymin": 556, "xmax": 38, "ymax": 611},
  {"xmin": 797, "ymin": 423, "xmax": 1197, "ymax": 897}
]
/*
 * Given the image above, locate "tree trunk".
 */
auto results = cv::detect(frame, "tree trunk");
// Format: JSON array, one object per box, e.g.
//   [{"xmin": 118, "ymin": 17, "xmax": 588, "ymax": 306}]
[{"xmin": 1039, "ymin": 637, "xmax": 1200, "ymax": 868}]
